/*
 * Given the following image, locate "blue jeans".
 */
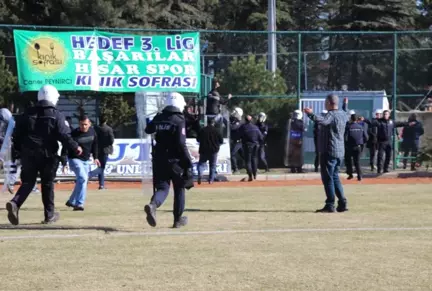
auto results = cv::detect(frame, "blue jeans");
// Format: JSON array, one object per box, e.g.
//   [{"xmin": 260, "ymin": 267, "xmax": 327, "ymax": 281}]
[
  {"xmin": 319, "ymin": 153, "xmax": 347, "ymax": 207},
  {"xmin": 197, "ymin": 152, "xmax": 218, "ymax": 182},
  {"xmin": 88, "ymin": 154, "xmax": 108, "ymax": 187},
  {"xmin": 68, "ymin": 159, "xmax": 90, "ymax": 207}
]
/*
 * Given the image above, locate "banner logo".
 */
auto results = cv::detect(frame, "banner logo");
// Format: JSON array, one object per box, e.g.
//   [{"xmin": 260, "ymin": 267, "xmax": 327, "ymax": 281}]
[{"xmin": 26, "ymin": 36, "xmax": 66, "ymax": 74}]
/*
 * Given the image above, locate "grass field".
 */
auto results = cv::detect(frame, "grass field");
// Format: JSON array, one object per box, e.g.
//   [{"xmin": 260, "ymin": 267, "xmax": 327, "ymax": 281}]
[{"xmin": 0, "ymin": 183, "xmax": 431, "ymax": 291}]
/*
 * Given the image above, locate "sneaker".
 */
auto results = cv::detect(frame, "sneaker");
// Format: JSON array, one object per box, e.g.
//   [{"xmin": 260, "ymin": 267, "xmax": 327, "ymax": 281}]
[
  {"xmin": 144, "ymin": 203, "xmax": 157, "ymax": 227},
  {"xmin": 6, "ymin": 201, "xmax": 19, "ymax": 225},
  {"xmin": 98, "ymin": 186, "xmax": 105, "ymax": 190},
  {"xmin": 73, "ymin": 206, "xmax": 84, "ymax": 211},
  {"xmin": 65, "ymin": 201, "xmax": 75, "ymax": 208},
  {"xmin": 248, "ymin": 176, "xmax": 253, "ymax": 182},
  {"xmin": 173, "ymin": 216, "xmax": 188, "ymax": 228},
  {"xmin": 383, "ymin": 169, "xmax": 390, "ymax": 173},
  {"xmin": 42, "ymin": 212, "xmax": 60, "ymax": 224},
  {"xmin": 32, "ymin": 187, "xmax": 40, "ymax": 194},
  {"xmin": 197, "ymin": 177, "xmax": 202, "ymax": 185},
  {"xmin": 357, "ymin": 176, "xmax": 362, "ymax": 182},
  {"xmin": 7, "ymin": 185, "xmax": 14, "ymax": 195},
  {"xmin": 316, "ymin": 206, "xmax": 336, "ymax": 213},
  {"xmin": 347, "ymin": 174, "xmax": 354, "ymax": 180}
]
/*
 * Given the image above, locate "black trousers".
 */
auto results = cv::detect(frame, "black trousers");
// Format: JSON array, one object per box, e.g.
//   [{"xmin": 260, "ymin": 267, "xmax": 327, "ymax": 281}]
[
  {"xmin": 11, "ymin": 153, "xmax": 59, "ymax": 221},
  {"xmin": 402, "ymin": 142, "xmax": 419, "ymax": 169},
  {"xmin": 368, "ymin": 143, "xmax": 378, "ymax": 167},
  {"xmin": 244, "ymin": 143, "xmax": 258, "ymax": 179},
  {"xmin": 377, "ymin": 142, "xmax": 392, "ymax": 172},
  {"xmin": 314, "ymin": 137, "xmax": 319, "ymax": 171},
  {"xmin": 346, "ymin": 145, "xmax": 362, "ymax": 178}
]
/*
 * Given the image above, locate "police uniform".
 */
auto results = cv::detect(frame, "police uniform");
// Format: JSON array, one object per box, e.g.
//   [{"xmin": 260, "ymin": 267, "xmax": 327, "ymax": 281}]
[
  {"xmin": 6, "ymin": 85, "xmax": 79, "ymax": 225},
  {"xmin": 345, "ymin": 120, "xmax": 368, "ymax": 181},
  {"xmin": 256, "ymin": 112, "xmax": 269, "ymax": 172},
  {"xmin": 144, "ymin": 93, "xmax": 192, "ymax": 229},
  {"xmin": 239, "ymin": 119, "xmax": 263, "ymax": 181},
  {"xmin": 366, "ymin": 117, "xmax": 407, "ymax": 173}
]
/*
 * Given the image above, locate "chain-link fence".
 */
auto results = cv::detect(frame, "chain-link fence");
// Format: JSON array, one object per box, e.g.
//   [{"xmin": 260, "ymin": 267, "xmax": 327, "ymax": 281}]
[{"xmin": 1, "ymin": 25, "xmax": 432, "ymax": 171}]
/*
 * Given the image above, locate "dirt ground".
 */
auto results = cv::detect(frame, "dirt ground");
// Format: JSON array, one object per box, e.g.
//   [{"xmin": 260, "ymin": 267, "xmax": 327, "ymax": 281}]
[{"xmin": 53, "ymin": 176, "xmax": 432, "ymax": 191}]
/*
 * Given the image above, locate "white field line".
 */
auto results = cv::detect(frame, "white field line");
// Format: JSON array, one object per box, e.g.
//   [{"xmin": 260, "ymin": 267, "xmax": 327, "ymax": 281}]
[{"xmin": 0, "ymin": 227, "xmax": 432, "ymax": 241}]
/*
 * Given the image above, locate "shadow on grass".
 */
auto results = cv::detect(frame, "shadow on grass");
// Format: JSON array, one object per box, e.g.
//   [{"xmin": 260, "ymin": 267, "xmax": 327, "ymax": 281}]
[
  {"xmin": 161, "ymin": 209, "xmax": 314, "ymax": 213},
  {"xmin": 0, "ymin": 224, "xmax": 119, "ymax": 232}
]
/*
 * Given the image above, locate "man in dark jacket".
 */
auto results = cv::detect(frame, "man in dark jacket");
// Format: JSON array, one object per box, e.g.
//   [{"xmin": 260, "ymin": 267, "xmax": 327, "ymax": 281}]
[
  {"xmin": 88, "ymin": 115, "xmax": 114, "ymax": 190},
  {"xmin": 6, "ymin": 85, "xmax": 82, "ymax": 225},
  {"xmin": 367, "ymin": 109, "xmax": 382, "ymax": 171},
  {"xmin": 364, "ymin": 110, "xmax": 411, "ymax": 173},
  {"xmin": 230, "ymin": 107, "xmax": 244, "ymax": 173},
  {"xmin": 144, "ymin": 92, "xmax": 193, "ymax": 229},
  {"xmin": 206, "ymin": 80, "xmax": 232, "ymax": 116},
  {"xmin": 184, "ymin": 106, "xmax": 200, "ymax": 138},
  {"xmin": 401, "ymin": 113, "xmax": 424, "ymax": 170},
  {"xmin": 196, "ymin": 117, "xmax": 224, "ymax": 184},
  {"xmin": 345, "ymin": 113, "xmax": 368, "ymax": 181},
  {"xmin": 63, "ymin": 115, "xmax": 100, "ymax": 211},
  {"xmin": 239, "ymin": 115, "xmax": 263, "ymax": 181}
]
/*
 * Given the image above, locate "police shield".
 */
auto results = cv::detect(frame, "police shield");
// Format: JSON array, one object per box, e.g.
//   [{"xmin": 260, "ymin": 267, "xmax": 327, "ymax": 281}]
[
  {"xmin": 284, "ymin": 119, "xmax": 304, "ymax": 168},
  {"xmin": 0, "ymin": 117, "xmax": 15, "ymax": 193}
]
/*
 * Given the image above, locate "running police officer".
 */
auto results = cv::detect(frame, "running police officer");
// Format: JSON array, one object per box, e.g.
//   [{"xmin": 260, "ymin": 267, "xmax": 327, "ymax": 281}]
[
  {"xmin": 367, "ymin": 109, "xmax": 382, "ymax": 171},
  {"xmin": 229, "ymin": 107, "xmax": 244, "ymax": 173},
  {"xmin": 144, "ymin": 92, "xmax": 193, "ymax": 229},
  {"xmin": 345, "ymin": 112, "xmax": 368, "ymax": 181},
  {"xmin": 239, "ymin": 115, "xmax": 263, "ymax": 181},
  {"xmin": 6, "ymin": 85, "xmax": 82, "ymax": 225},
  {"xmin": 256, "ymin": 112, "xmax": 269, "ymax": 172}
]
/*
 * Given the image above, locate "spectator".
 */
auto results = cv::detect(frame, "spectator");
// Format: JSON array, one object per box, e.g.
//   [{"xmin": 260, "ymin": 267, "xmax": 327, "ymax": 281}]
[
  {"xmin": 88, "ymin": 115, "xmax": 114, "ymax": 190},
  {"xmin": 196, "ymin": 117, "xmax": 224, "ymax": 184},
  {"xmin": 184, "ymin": 105, "xmax": 200, "ymax": 138},
  {"xmin": 304, "ymin": 94, "xmax": 349, "ymax": 213},
  {"xmin": 206, "ymin": 80, "xmax": 232, "ymax": 132},
  {"xmin": 63, "ymin": 115, "xmax": 100, "ymax": 211}
]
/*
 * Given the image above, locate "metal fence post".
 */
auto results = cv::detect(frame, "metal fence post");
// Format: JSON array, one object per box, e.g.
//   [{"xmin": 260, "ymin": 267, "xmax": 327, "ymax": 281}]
[
  {"xmin": 297, "ymin": 33, "xmax": 302, "ymax": 108},
  {"xmin": 392, "ymin": 33, "xmax": 398, "ymax": 170}
]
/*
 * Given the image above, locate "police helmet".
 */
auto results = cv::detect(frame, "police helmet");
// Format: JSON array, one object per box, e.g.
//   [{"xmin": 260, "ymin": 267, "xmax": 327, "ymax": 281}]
[
  {"xmin": 374, "ymin": 109, "xmax": 383, "ymax": 115},
  {"xmin": 38, "ymin": 85, "xmax": 60, "ymax": 105},
  {"xmin": 231, "ymin": 107, "xmax": 243, "ymax": 120},
  {"xmin": 321, "ymin": 110, "xmax": 328, "ymax": 116},
  {"xmin": 258, "ymin": 112, "xmax": 267, "ymax": 123},
  {"xmin": 349, "ymin": 110, "xmax": 356, "ymax": 115},
  {"xmin": 165, "ymin": 92, "xmax": 186, "ymax": 112},
  {"xmin": 294, "ymin": 109, "xmax": 303, "ymax": 120}
]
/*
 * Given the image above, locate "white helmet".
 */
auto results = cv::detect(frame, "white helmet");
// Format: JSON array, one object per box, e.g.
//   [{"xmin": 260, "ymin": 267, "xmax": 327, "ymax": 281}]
[
  {"xmin": 321, "ymin": 110, "xmax": 328, "ymax": 115},
  {"xmin": 294, "ymin": 109, "xmax": 303, "ymax": 120},
  {"xmin": 38, "ymin": 85, "xmax": 60, "ymax": 105},
  {"xmin": 258, "ymin": 112, "xmax": 267, "ymax": 123},
  {"xmin": 375, "ymin": 109, "xmax": 383, "ymax": 115},
  {"xmin": 231, "ymin": 107, "xmax": 243, "ymax": 119},
  {"xmin": 0, "ymin": 108, "xmax": 12, "ymax": 122},
  {"xmin": 349, "ymin": 110, "xmax": 356, "ymax": 115},
  {"xmin": 165, "ymin": 92, "xmax": 186, "ymax": 111}
]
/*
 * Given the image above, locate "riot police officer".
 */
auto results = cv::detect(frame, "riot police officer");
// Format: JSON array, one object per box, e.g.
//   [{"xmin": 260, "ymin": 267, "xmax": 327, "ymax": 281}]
[
  {"xmin": 239, "ymin": 115, "xmax": 263, "ymax": 181},
  {"xmin": 144, "ymin": 92, "xmax": 193, "ymax": 229},
  {"xmin": 256, "ymin": 112, "xmax": 269, "ymax": 172},
  {"xmin": 6, "ymin": 85, "xmax": 82, "ymax": 225},
  {"xmin": 229, "ymin": 107, "xmax": 244, "ymax": 173},
  {"xmin": 287, "ymin": 110, "xmax": 305, "ymax": 173},
  {"xmin": 345, "ymin": 112, "xmax": 368, "ymax": 181}
]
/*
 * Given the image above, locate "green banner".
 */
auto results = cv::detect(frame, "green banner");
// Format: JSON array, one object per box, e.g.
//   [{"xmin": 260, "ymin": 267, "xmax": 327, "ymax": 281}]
[{"xmin": 13, "ymin": 30, "xmax": 201, "ymax": 93}]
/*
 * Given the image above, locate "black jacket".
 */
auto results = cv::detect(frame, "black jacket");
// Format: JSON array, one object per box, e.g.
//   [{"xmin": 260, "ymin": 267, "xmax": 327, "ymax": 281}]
[
  {"xmin": 206, "ymin": 89, "xmax": 229, "ymax": 115},
  {"xmin": 345, "ymin": 122, "xmax": 368, "ymax": 147},
  {"xmin": 197, "ymin": 125, "xmax": 224, "ymax": 155},
  {"xmin": 256, "ymin": 121, "xmax": 268, "ymax": 145},
  {"xmin": 145, "ymin": 106, "xmax": 192, "ymax": 169},
  {"xmin": 95, "ymin": 123, "xmax": 114, "ymax": 155},
  {"xmin": 13, "ymin": 100, "xmax": 78, "ymax": 157},
  {"xmin": 239, "ymin": 122, "xmax": 263, "ymax": 145},
  {"xmin": 184, "ymin": 112, "xmax": 201, "ymax": 138},
  {"xmin": 365, "ymin": 118, "xmax": 407, "ymax": 143},
  {"xmin": 402, "ymin": 121, "xmax": 424, "ymax": 144},
  {"xmin": 61, "ymin": 127, "xmax": 98, "ymax": 163},
  {"xmin": 230, "ymin": 117, "xmax": 242, "ymax": 142}
]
